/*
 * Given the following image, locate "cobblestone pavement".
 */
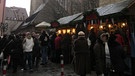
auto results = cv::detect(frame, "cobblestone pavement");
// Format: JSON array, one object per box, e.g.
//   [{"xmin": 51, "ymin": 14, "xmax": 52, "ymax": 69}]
[{"xmin": 0, "ymin": 61, "xmax": 97, "ymax": 76}]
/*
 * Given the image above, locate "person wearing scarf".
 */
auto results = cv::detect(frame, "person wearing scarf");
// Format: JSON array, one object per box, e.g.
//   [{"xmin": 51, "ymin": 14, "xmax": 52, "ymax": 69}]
[
  {"xmin": 94, "ymin": 31, "xmax": 110, "ymax": 76},
  {"xmin": 94, "ymin": 31, "xmax": 127, "ymax": 76}
]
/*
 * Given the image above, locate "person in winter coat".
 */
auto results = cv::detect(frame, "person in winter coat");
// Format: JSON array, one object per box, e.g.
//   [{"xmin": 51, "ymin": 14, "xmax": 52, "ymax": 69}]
[
  {"xmin": 114, "ymin": 30, "xmax": 125, "ymax": 46},
  {"xmin": 61, "ymin": 33, "xmax": 72, "ymax": 64},
  {"xmin": 50, "ymin": 32, "xmax": 57, "ymax": 62},
  {"xmin": 32, "ymin": 33, "xmax": 41, "ymax": 69},
  {"xmin": 88, "ymin": 28, "xmax": 97, "ymax": 71},
  {"xmin": 94, "ymin": 31, "xmax": 127, "ymax": 76},
  {"xmin": 73, "ymin": 31, "xmax": 91, "ymax": 76},
  {"xmin": 94, "ymin": 31, "xmax": 110, "ymax": 76},
  {"xmin": 39, "ymin": 30, "xmax": 49, "ymax": 65},
  {"xmin": 108, "ymin": 34, "xmax": 127, "ymax": 76},
  {"xmin": 54, "ymin": 34, "xmax": 62, "ymax": 63},
  {"xmin": 0, "ymin": 34, "xmax": 8, "ymax": 58},
  {"xmin": 23, "ymin": 32, "xmax": 34, "ymax": 71},
  {"xmin": 11, "ymin": 35, "xmax": 23, "ymax": 73}
]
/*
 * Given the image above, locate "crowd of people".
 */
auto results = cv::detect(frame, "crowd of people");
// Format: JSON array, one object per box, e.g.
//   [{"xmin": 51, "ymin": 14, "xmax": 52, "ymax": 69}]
[
  {"xmin": 0, "ymin": 28, "xmax": 129, "ymax": 76},
  {"xmin": 0, "ymin": 30, "xmax": 73, "ymax": 73},
  {"xmin": 73, "ymin": 28, "xmax": 129, "ymax": 76}
]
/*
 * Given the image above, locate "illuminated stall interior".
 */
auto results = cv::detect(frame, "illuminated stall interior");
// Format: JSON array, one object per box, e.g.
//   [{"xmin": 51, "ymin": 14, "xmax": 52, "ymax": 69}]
[
  {"xmin": 57, "ymin": 28, "xmax": 76, "ymax": 35},
  {"xmin": 86, "ymin": 18, "xmax": 128, "ymax": 34}
]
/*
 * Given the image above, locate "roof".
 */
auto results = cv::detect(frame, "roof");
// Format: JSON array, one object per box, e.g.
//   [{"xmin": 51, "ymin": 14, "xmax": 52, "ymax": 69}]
[
  {"xmin": 58, "ymin": 13, "xmax": 83, "ymax": 25},
  {"xmin": 33, "ymin": 0, "xmax": 68, "ymax": 23},
  {"xmin": 5, "ymin": 7, "xmax": 28, "ymax": 21},
  {"xmin": 20, "ymin": 3, "xmax": 46, "ymax": 27},
  {"xmin": 19, "ymin": 11, "xmax": 40, "ymax": 28},
  {"xmin": 17, "ymin": 0, "xmax": 68, "ymax": 31},
  {"xmin": 4, "ymin": 7, "xmax": 28, "ymax": 34},
  {"xmin": 96, "ymin": 0, "xmax": 134, "ymax": 16},
  {"xmin": 35, "ymin": 21, "xmax": 51, "ymax": 28}
]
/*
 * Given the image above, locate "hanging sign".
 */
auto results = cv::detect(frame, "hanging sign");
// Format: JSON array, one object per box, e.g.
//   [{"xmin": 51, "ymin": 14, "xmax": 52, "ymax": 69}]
[
  {"xmin": 85, "ymin": 13, "xmax": 98, "ymax": 20},
  {"xmin": 51, "ymin": 21, "xmax": 60, "ymax": 28}
]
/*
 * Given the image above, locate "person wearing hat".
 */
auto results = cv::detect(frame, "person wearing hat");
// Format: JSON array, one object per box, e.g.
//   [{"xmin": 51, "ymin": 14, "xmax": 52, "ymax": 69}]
[
  {"xmin": 94, "ymin": 31, "xmax": 127, "ymax": 76},
  {"xmin": 73, "ymin": 31, "xmax": 91, "ymax": 76},
  {"xmin": 93, "ymin": 30, "xmax": 110, "ymax": 76}
]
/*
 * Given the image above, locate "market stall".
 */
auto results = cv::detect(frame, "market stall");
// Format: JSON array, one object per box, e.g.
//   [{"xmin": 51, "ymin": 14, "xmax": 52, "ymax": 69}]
[
  {"xmin": 53, "ymin": 13, "xmax": 83, "ymax": 35},
  {"xmin": 83, "ymin": 0, "xmax": 135, "ymax": 75}
]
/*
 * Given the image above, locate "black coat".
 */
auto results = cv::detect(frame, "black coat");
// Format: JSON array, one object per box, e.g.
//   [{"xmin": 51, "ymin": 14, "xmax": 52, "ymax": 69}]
[
  {"xmin": 74, "ymin": 37, "xmax": 91, "ymax": 75},
  {"xmin": 39, "ymin": 34, "xmax": 49, "ymax": 46},
  {"xmin": 6, "ymin": 38, "xmax": 23, "ymax": 59},
  {"xmin": 33, "ymin": 37, "xmax": 41, "ymax": 57},
  {"xmin": 94, "ymin": 38, "xmax": 127, "ymax": 75},
  {"xmin": 109, "ymin": 41, "xmax": 127, "ymax": 73}
]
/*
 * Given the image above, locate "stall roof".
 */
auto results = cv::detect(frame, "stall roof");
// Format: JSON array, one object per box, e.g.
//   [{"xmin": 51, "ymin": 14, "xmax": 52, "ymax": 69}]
[
  {"xmin": 16, "ymin": 0, "xmax": 68, "ymax": 31},
  {"xmin": 58, "ymin": 13, "xmax": 83, "ymax": 25},
  {"xmin": 96, "ymin": 0, "xmax": 134, "ymax": 16},
  {"xmin": 73, "ymin": 14, "xmax": 84, "ymax": 21},
  {"xmin": 35, "ymin": 21, "xmax": 51, "ymax": 28}
]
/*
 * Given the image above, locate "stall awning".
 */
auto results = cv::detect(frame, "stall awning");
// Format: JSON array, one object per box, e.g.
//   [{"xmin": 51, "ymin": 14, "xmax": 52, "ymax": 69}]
[
  {"xmin": 97, "ymin": 0, "xmax": 134, "ymax": 16},
  {"xmin": 73, "ymin": 14, "xmax": 84, "ymax": 21},
  {"xmin": 58, "ymin": 13, "xmax": 83, "ymax": 25},
  {"xmin": 35, "ymin": 21, "xmax": 51, "ymax": 28}
]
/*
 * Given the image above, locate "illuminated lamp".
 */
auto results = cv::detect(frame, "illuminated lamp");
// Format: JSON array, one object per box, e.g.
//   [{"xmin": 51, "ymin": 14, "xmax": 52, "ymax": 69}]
[
  {"xmin": 58, "ymin": 30, "xmax": 61, "ymax": 34},
  {"xmin": 72, "ymin": 28, "xmax": 76, "ymax": 34},
  {"xmin": 67, "ymin": 29, "xmax": 70, "ymax": 33},
  {"xmin": 90, "ymin": 26, "xmax": 94, "ymax": 29},
  {"xmin": 108, "ymin": 24, "xmax": 112, "ymax": 28},
  {"xmin": 122, "ymin": 23, "xmax": 126, "ymax": 26},
  {"xmin": 99, "ymin": 25, "xmax": 103, "ymax": 29},
  {"xmin": 63, "ymin": 29, "xmax": 66, "ymax": 34}
]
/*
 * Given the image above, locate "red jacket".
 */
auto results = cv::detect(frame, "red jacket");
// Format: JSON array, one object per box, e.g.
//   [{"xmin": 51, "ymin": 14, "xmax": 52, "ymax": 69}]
[
  {"xmin": 55, "ymin": 36, "xmax": 62, "ymax": 50},
  {"xmin": 115, "ymin": 34, "xmax": 125, "ymax": 46}
]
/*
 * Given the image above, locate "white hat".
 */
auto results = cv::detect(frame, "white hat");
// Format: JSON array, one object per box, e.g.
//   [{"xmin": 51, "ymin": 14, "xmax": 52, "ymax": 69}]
[{"xmin": 78, "ymin": 31, "xmax": 85, "ymax": 36}]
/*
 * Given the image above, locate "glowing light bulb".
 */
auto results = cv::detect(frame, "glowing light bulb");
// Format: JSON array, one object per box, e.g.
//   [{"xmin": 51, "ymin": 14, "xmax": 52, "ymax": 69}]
[
  {"xmin": 122, "ymin": 23, "xmax": 126, "ymax": 26},
  {"xmin": 90, "ymin": 26, "xmax": 94, "ymax": 29},
  {"xmin": 72, "ymin": 29, "xmax": 75, "ymax": 33},
  {"xmin": 58, "ymin": 30, "xmax": 61, "ymax": 34},
  {"xmin": 108, "ymin": 24, "xmax": 111, "ymax": 28},
  {"xmin": 67, "ymin": 29, "xmax": 70, "ymax": 33},
  {"xmin": 100, "ymin": 25, "xmax": 103, "ymax": 29},
  {"xmin": 63, "ymin": 30, "xmax": 66, "ymax": 34}
]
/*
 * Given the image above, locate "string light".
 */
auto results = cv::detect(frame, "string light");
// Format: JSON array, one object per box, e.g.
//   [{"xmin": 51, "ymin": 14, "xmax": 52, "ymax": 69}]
[
  {"xmin": 67, "ymin": 29, "xmax": 70, "ymax": 33},
  {"xmin": 72, "ymin": 29, "xmax": 76, "ymax": 34},
  {"xmin": 90, "ymin": 26, "xmax": 94, "ymax": 29},
  {"xmin": 58, "ymin": 30, "xmax": 61, "ymax": 34},
  {"xmin": 99, "ymin": 25, "xmax": 103, "ymax": 29},
  {"xmin": 122, "ymin": 23, "xmax": 126, "ymax": 26},
  {"xmin": 63, "ymin": 30, "xmax": 66, "ymax": 34},
  {"xmin": 108, "ymin": 24, "xmax": 112, "ymax": 28}
]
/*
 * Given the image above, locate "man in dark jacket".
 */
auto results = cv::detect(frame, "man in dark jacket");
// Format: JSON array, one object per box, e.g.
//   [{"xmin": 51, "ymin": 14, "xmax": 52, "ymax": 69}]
[
  {"xmin": 88, "ymin": 28, "xmax": 97, "ymax": 71},
  {"xmin": 32, "ymin": 33, "xmax": 41, "ymax": 69},
  {"xmin": 11, "ymin": 35, "xmax": 23, "ymax": 73},
  {"xmin": 108, "ymin": 34, "xmax": 127, "ymax": 76},
  {"xmin": 39, "ymin": 30, "xmax": 49, "ymax": 65}
]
